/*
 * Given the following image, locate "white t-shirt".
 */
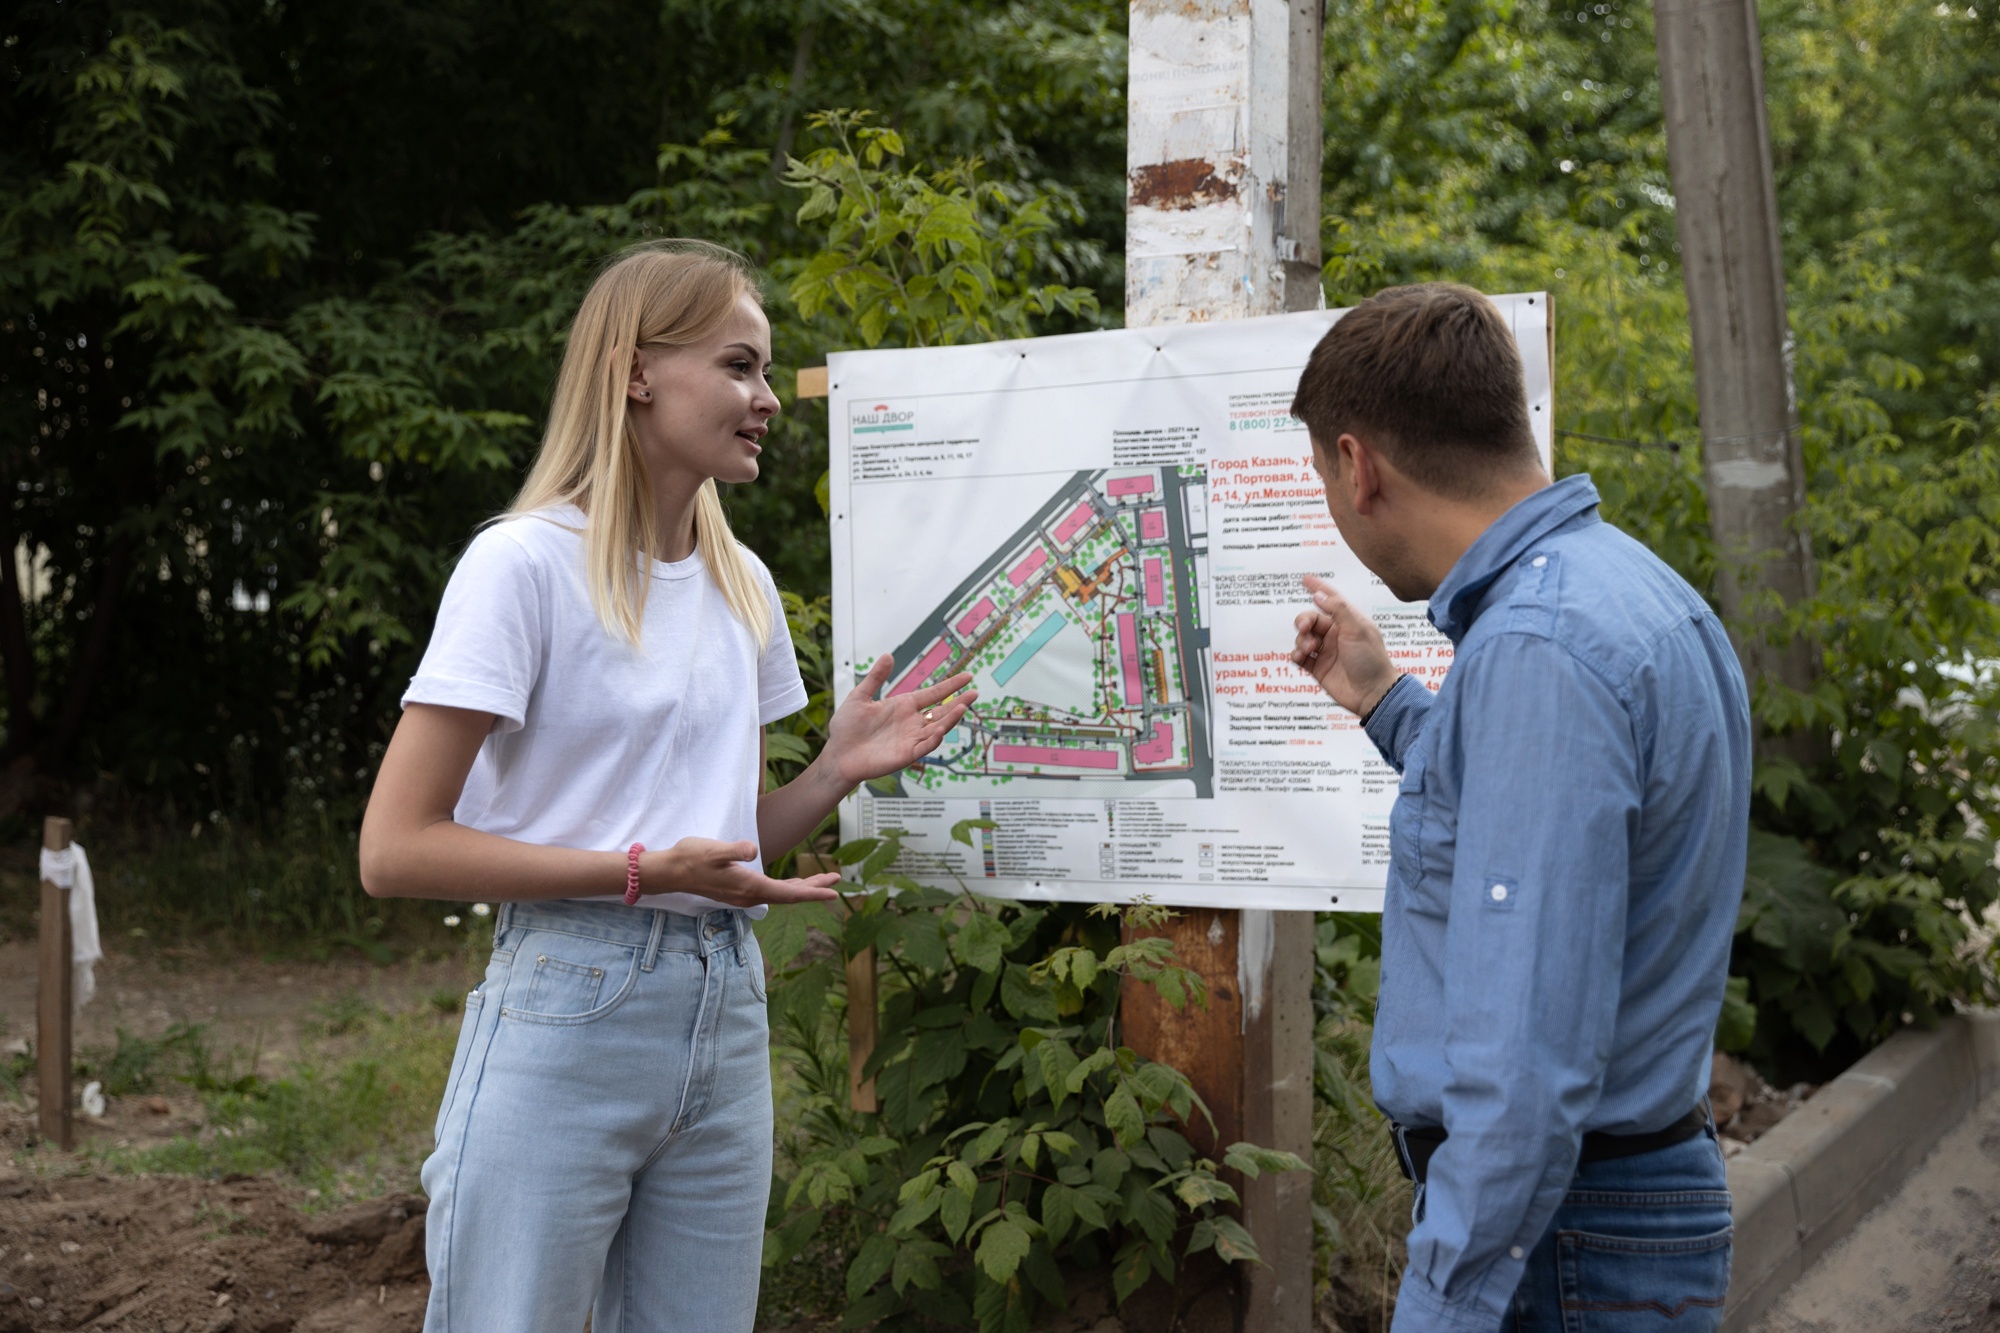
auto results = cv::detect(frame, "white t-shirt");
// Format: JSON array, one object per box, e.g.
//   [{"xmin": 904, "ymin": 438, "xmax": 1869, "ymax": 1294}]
[{"xmin": 402, "ymin": 506, "xmax": 808, "ymax": 915}]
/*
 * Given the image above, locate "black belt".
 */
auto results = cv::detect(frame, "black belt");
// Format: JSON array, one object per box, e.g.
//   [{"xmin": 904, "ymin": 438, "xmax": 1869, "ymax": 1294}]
[{"xmin": 1389, "ymin": 1105, "xmax": 1709, "ymax": 1187}]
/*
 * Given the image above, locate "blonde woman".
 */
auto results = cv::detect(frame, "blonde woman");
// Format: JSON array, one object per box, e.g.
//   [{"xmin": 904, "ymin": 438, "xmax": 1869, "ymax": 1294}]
[{"xmin": 358, "ymin": 241, "xmax": 973, "ymax": 1333}]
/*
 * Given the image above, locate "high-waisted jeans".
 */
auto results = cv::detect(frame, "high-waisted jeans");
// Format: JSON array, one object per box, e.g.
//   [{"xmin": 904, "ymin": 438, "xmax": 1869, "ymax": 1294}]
[
  {"xmin": 1499, "ymin": 1128, "xmax": 1733, "ymax": 1332},
  {"xmin": 421, "ymin": 899, "xmax": 773, "ymax": 1333}
]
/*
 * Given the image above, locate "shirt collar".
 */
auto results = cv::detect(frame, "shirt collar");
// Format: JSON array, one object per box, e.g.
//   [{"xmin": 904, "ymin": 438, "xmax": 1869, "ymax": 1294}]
[{"xmin": 1426, "ymin": 474, "xmax": 1603, "ymax": 641}]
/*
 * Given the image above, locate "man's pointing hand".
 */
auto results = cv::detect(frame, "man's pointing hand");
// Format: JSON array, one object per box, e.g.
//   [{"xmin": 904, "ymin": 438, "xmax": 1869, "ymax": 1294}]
[{"xmin": 1291, "ymin": 574, "xmax": 1402, "ymax": 718}]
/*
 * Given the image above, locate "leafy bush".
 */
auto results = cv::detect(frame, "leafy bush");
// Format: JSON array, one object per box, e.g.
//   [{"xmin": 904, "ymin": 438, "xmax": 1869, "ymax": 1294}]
[
  {"xmin": 1310, "ymin": 916, "xmax": 1408, "ymax": 1333},
  {"xmin": 1315, "ymin": 1, "xmax": 2000, "ymax": 1077},
  {"xmin": 757, "ymin": 825, "xmax": 1304, "ymax": 1333},
  {"xmin": 785, "ymin": 110, "xmax": 1101, "ymax": 350}
]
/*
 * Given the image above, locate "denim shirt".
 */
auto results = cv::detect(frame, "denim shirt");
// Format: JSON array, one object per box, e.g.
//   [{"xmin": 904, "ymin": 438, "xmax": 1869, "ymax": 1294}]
[{"xmin": 1363, "ymin": 475, "xmax": 1750, "ymax": 1333}]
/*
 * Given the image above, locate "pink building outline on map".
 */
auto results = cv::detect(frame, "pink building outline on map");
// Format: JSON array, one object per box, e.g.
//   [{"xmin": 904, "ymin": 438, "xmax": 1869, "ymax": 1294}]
[
  {"xmin": 889, "ymin": 639, "xmax": 952, "ymax": 697},
  {"xmin": 1138, "ymin": 509, "xmax": 1167, "ymax": 542},
  {"xmin": 993, "ymin": 743, "xmax": 1119, "ymax": 770},
  {"xmin": 1134, "ymin": 721, "xmax": 1175, "ymax": 766},
  {"xmin": 1052, "ymin": 501, "xmax": 1096, "ymax": 546},
  {"xmin": 1106, "ymin": 475, "xmax": 1155, "ymax": 498},
  {"xmin": 1144, "ymin": 557, "xmax": 1164, "ymax": 608},
  {"xmin": 1116, "ymin": 613, "xmax": 1142, "ymax": 706},
  {"xmin": 956, "ymin": 597, "xmax": 995, "ymax": 637},
  {"xmin": 1008, "ymin": 548, "xmax": 1048, "ymax": 586}
]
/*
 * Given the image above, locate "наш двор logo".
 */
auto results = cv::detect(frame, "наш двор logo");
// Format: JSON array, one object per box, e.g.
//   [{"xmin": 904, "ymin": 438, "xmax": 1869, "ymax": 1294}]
[{"xmin": 852, "ymin": 402, "xmax": 916, "ymax": 434}]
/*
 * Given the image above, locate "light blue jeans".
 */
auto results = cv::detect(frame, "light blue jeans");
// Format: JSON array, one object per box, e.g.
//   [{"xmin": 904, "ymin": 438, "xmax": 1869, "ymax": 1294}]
[
  {"xmin": 421, "ymin": 899, "xmax": 773, "ymax": 1333},
  {"xmin": 1500, "ymin": 1129, "xmax": 1733, "ymax": 1332}
]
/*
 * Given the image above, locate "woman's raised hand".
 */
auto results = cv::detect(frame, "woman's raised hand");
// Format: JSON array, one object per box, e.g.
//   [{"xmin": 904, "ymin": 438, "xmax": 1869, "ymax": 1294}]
[
  {"xmin": 648, "ymin": 838, "xmax": 841, "ymax": 905},
  {"xmin": 822, "ymin": 654, "xmax": 978, "ymax": 786}
]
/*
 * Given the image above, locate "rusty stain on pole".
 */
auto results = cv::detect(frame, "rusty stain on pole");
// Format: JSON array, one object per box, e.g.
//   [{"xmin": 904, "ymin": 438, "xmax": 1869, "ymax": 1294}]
[{"xmin": 1126, "ymin": 0, "xmax": 1323, "ymax": 325}]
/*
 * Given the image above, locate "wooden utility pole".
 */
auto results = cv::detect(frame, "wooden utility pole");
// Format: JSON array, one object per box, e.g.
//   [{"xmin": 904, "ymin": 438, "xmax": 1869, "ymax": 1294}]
[
  {"xmin": 37, "ymin": 815, "xmax": 74, "ymax": 1151},
  {"xmin": 1654, "ymin": 0, "xmax": 1818, "ymax": 708},
  {"xmin": 1124, "ymin": 0, "xmax": 1321, "ymax": 1327}
]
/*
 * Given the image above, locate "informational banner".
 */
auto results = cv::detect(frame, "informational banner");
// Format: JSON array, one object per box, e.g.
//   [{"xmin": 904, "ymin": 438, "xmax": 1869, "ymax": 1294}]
[{"xmin": 828, "ymin": 298, "xmax": 1552, "ymax": 911}]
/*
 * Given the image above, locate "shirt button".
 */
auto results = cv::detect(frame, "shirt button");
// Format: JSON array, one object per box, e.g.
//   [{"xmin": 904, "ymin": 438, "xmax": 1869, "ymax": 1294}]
[
  {"xmin": 1532, "ymin": 555, "xmax": 1548, "ymax": 568},
  {"xmin": 1510, "ymin": 1245, "xmax": 1524, "ymax": 1260},
  {"xmin": 1490, "ymin": 884, "xmax": 1508, "ymax": 902}
]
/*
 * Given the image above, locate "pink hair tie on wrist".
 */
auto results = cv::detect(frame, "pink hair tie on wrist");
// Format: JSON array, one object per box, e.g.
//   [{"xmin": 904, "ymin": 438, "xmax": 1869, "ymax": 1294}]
[{"xmin": 624, "ymin": 843, "xmax": 646, "ymax": 906}]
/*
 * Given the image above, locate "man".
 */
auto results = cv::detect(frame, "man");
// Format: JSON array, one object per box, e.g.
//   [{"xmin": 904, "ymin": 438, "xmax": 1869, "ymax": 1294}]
[{"xmin": 1287, "ymin": 283, "xmax": 1750, "ymax": 1332}]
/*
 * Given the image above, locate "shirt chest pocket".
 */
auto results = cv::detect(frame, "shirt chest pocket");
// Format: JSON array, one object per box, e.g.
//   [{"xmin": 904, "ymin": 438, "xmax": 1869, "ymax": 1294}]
[{"xmin": 1389, "ymin": 751, "xmax": 1439, "ymax": 906}]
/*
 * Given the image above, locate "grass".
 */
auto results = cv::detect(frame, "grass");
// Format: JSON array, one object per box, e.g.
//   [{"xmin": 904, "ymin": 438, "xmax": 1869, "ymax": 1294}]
[
  {"xmin": 10, "ymin": 1001, "xmax": 464, "ymax": 1203},
  {"xmin": 0, "ymin": 809, "xmax": 463, "ymax": 960}
]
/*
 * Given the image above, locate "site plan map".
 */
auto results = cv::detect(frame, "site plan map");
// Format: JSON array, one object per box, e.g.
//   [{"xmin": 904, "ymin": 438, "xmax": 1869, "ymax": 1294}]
[
  {"xmin": 828, "ymin": 300, "xmax": 1552, "ymax": 911},
  {"xmin": 877, "ymin": 465, "xmax": 1211, "ymax": 798}
]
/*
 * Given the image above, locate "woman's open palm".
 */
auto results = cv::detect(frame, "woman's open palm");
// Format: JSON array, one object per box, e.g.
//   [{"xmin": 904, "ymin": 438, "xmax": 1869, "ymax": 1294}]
[{"xmin": 824, "ymin": 654, "xmax": 978, "ymax": 785}]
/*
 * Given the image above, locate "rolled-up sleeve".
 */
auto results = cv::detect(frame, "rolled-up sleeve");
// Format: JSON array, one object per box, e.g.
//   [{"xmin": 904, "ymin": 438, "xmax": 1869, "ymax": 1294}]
[{"xmin": 1391, "ymin": 633, "xmax": 1638, "ymax": 1332}]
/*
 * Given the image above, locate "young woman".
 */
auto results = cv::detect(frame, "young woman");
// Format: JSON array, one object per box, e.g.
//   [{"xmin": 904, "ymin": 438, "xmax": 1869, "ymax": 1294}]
[{"xmin": 358, "ymin": 241, "xmax": 974, "ymax": 1333}]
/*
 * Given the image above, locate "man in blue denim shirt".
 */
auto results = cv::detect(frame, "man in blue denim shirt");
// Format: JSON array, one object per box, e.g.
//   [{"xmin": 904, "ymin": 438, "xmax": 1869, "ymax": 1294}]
[{"xmin": 1287, "ymin": 284, "xmax": 1750, "ymax": 1332}]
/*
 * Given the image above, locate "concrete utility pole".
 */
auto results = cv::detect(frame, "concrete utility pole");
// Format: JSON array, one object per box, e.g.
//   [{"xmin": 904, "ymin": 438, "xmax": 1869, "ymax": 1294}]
[
  {"xmin": 1123, "ymin": 0, "xmax": 1320, "ymax": 1328},
  {"xmin": 1127, "ymin": 0, "xmax": 1324, "ymax": 323},
  {"xmin": 1653, "ymin": 0, "xmax": 1818, "ymax": 707}
]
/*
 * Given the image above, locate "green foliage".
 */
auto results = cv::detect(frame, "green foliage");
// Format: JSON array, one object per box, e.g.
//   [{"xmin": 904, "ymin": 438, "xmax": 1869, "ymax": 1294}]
[
  {"xmin": 77, "ymin": 1021, "xmax": 207, "ymax": 1096},
  {"xmin": 758, "ymin": 828, "xmax": 1304, "ymax": 1331},
  {"xmin": 56, "ymin": 794, "xmax": 448, "ymax": 952},
  {"xmin": 1318, "ymin": 0, "xmax": 2000, "ymax": 1075},
  {"xmin": 785, "ymin": 110, "xmax": 1099, "ymax": 349},
  {"xmin": 0, "ymin": 0, "xmax": 1125, "ymax": 815},
  {"xmin": 1729, "ymin": 312, "xmax": 2000, "ymax": 1065},
  {"xmin": 79, "ymin": 1003, "xmax": 459, "ymax": 1196},
  {"xmin": 1309, "ymin": 916, "xmax": 1407, "ymax": 1331}
]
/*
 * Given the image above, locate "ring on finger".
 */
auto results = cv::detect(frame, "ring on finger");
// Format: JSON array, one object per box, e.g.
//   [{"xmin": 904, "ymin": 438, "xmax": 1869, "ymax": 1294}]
[{"xmin": 924, "ymin": 709, "xmax": 935, "ymax": 721}]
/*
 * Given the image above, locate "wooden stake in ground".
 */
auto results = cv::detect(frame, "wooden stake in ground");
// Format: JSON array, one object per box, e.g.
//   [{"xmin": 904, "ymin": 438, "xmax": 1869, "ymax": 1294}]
[
  {"xmin": 37, "ymin": 814, "xmax": 74, "ymax": 1151},
  {"xmin": 1654, "ymin": 0, "xmax": 1819, "ymax": 722},
  {"xmin": 1122, "ymin": 0, "xmax": 1323, "ymax": 1325}
]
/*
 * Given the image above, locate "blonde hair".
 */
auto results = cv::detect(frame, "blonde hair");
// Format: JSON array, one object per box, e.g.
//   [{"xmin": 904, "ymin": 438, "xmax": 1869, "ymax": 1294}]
[{"xmin": 508, "ymin": 240, "xmax": 772, "ymax": 649}]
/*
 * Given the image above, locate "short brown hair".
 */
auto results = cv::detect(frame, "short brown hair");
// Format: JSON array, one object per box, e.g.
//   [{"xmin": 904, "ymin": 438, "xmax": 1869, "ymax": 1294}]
[{"xmin": 1290, "ymin": 282, "xmax": 1538, "ymax": 499}]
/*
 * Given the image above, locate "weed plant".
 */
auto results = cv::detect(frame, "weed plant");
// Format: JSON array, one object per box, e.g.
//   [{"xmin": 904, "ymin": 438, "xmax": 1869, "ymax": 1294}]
[{"xmin": 48, "ymin": 1003, "xmax": 461, "ymax": 1201}]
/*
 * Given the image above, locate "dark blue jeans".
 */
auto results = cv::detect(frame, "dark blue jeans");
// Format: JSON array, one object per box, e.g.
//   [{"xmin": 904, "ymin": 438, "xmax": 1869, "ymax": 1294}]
[{"xmin": 1498, "ymin": 1129, "xmax": 1732, "ymax": 1332}]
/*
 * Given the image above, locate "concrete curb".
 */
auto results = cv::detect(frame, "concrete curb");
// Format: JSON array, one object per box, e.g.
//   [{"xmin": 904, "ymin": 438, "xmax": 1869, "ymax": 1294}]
[{"xmin": 1723, "ymin": 1010, "xmax": 2000, "ymax": 1330}]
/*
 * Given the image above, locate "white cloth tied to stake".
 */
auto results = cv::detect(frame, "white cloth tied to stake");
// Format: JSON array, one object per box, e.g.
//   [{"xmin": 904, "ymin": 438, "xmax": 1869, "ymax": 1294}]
[{"xmin": 40, "ymin": 843, "xmax": 101, "ymax": 1012}]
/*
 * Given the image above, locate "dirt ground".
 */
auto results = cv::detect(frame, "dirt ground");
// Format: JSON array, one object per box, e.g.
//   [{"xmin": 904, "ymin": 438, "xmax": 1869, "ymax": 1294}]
[
  {"xmin": 0, "ymin": 942, "xmax": 1880, "ymax": 1333},
  {"xmin": 0, "ymin": 942, "xmax": 465, "ymax": 1076},
  {"xmin": 1752, "ymin": 1087, "xmax": 2000, "ymax": 1333},
  {"xmin": 0, "ymin": 942, "xmax": 457, "ymax": 1332},
  {"xmin": 0, "ymin": 1170, "xmax": 427, "ymax": 1332}
]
